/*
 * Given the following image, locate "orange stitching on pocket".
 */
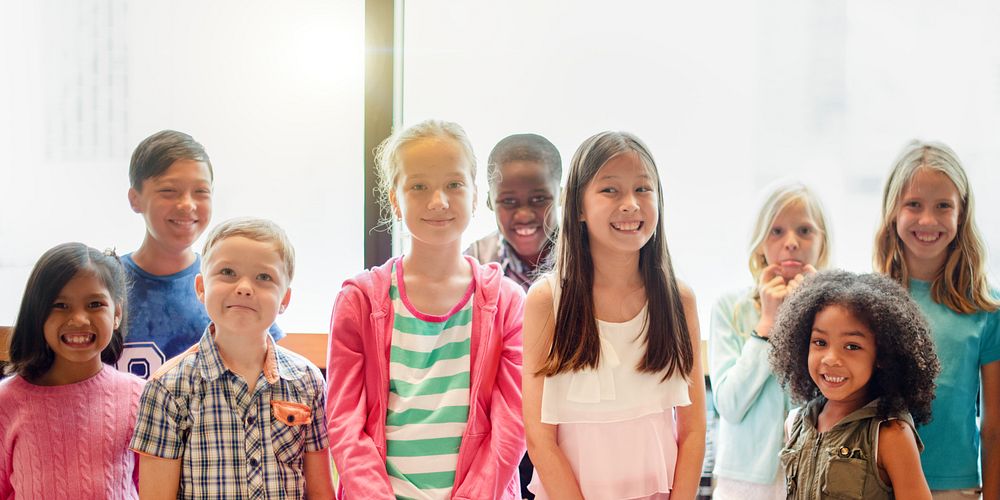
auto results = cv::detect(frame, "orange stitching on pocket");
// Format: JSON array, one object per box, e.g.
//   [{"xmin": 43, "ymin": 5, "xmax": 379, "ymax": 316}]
[{"xmin": 271, "ymin": 400, "xmax": 312, "ymax": 426}]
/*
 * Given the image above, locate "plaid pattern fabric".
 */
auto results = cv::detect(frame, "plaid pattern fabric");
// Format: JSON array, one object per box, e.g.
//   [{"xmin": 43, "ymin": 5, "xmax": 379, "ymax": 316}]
[{"xmin": 129, "ymin": 326, "xmax": 328, "ymax": 499}]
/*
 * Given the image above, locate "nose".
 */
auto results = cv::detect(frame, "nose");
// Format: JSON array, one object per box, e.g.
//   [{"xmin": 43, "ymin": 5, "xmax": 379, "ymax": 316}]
[
  {"xmin": 429, "ymin": 189, "xmax": 449, "ymax": 210},
  {"xmin": 917, "ymin": 208, "xmax": 936, "ymax": 226},
  {"xmin": 619, "ymin": 192, "xmax": 639, "ymax": 213},
  {"xmin": 783, "ymin": 232, "xmax": 800, "ymax": 251},
  {"xmin": 514, "ymin": 206, "xmax": 536, "ymax": 222},
  {"xmin": 236, "ymin": 277, "xmax": 254, "ymax": 296},
  {"xmin": 66, "ymin": 309, "xmax": 89, "ymax": 327},
  {"xmin": 822, "ymin": 349, "xmax": 842, "ymax": 367},
  {"xmin": 177, "ymin": 191, "xmax": 196, "ymax": 211}
]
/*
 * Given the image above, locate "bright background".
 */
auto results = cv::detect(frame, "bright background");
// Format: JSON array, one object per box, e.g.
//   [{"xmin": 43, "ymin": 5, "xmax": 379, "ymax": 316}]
[{"xmin": 2, "ymin": 0, "xmax": 998, "ymax": 334}]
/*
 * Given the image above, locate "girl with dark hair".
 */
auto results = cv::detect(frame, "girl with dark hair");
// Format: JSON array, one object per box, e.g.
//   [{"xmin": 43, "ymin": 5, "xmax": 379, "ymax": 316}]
[
  {"xmin": 0, "ymin": 242, "xmax": 144, "ymax": 499},
  {"xmin": 769, "ymin": 270, "xmax": 939, "ymax": 500},
  {"xmin": 523, "ymin": 131, "xmax": 706, "ymax": 499}
]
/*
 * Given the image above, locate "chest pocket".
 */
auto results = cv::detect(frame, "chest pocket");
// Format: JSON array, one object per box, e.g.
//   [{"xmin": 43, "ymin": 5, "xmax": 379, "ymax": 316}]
[
  {"xmin": 822, "ymin": 456, "xmax": 868, "ymax": 499},
  {"xmin": 270, "ymin": 400, "xmax": 310, "ymax": 465}
]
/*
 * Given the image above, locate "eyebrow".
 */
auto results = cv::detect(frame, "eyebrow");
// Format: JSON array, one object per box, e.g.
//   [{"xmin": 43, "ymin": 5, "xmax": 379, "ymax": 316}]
[
  {"xmin": 596, "ymin": 173, "xmax": 651, "ymax": 181},
  {"xmin": 811, "ymin": 327, "xmax": 867, "ymax": 338}
]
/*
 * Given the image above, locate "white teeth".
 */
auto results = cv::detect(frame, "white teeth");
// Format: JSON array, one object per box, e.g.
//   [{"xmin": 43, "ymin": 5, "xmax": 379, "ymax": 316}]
[
  {"xmin": 823, "ymin": 375, "xmax": 846, "ymax": 383},
  {"xmin": 612, "ymin": 222, "xmax": 641, "ymax": 231},
  {"xmin": 62, "ymin": 334, "xmax": 95, "ymax": 345},
  {"xmin": 914, "ymin": 232, "xmax": 940, "ymax": 242},
  {"xmin": 515, "ymin": 226, "xmax": 539, "ymax": 236}
]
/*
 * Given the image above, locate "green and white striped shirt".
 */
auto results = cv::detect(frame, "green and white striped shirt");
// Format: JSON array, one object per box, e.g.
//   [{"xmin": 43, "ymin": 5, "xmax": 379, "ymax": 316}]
[{"xmin": 386, "ymin": 263, "xmax": 473, "ymax": 500}]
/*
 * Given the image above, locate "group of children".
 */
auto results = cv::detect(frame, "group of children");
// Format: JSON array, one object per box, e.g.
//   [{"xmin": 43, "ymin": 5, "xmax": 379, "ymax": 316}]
[{"xmin": 0, "ymin": 121, "xmax": 996, "ymax": 500}]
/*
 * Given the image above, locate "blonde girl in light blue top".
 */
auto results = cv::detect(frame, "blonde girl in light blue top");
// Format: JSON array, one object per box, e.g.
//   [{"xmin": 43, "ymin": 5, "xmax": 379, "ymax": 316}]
[{"xmin": 709, "ymin": 182, "xmax": 831, "ymax": 499}]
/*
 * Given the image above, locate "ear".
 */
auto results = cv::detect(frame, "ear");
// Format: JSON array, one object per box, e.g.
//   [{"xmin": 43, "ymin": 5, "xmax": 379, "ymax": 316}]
[
  {"xmin": 278, "ymin": 287, "xmax": 292, "ymax": 314},
  {"xmin": 195, "ymin": 274, "xmax": 206, "ymax": 304},
  {"xmin": 388, "ymin": 189, "xmax": 402, "ymax": 219},
  {"xmin": 127, "ymin": 187, "xmax": 143, "ymax": 214},
  {"xmin": 113, "ymin": 303, "xmax": 123, "ymax": 330}
]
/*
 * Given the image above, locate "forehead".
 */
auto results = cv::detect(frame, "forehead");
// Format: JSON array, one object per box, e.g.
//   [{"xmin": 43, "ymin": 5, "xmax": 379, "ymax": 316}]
[
  {"xmin": 397, "ymin": 137, "xmax": 472, "ymax": 178},
  {"xmin": 813, "ymin": 304, "xmax": 874, "ymax": 338},
  {"xmin": 593, "ymin": 151, "xmax": 652, "ymax": 180},
  {"xmin": 206, "ymin": 236, "xmax": 284, "ymax": 269},
  {"xmin": 773, "ymin": 199, "xmax": 814, "ymax": 224},
  {"xmin": 903, "ymin": 168, "xmax": 960, "ymax": 198},
  {"xmin": 145, "ymin": 159, "xmax": 213, "ymax": 185},
  {"xmin": 58, "ymin": 271, "xmax": 110, "ymax": 296},
  {"xmin": 496, "ymin": 160, "xmax": 558, "ymax": 191}
]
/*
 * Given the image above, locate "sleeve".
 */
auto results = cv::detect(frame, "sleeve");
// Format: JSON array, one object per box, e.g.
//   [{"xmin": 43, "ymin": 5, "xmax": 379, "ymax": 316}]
[
  {"xmin": 304, "ymin": 365, "xmax": 330, "ymax": 452},
  {"xmin": 129, "ymin": 379, "xmax": 187, "ymax": 459},
  {"xmin": 453, "ymin": 281, "xmax": 526, "ymax": 500},
  {"xmin": 325, "ymin": 285, "xmax": 395, "ymax": 498},
  {"xmin": 709, "ymin": 293, "xmax": 777, "ymax": 424},
  {"xmin": 980, "ymin": 299, "xmax": 1000, "ymax": 366}
]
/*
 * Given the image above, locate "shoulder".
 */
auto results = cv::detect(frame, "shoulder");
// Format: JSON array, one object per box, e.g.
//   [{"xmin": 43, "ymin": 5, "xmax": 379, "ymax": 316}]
[
  {"xmin": 276, "ymin": 346, "xmax": 324, "ymax": 384},
  {"xmin": 877, "ymin": 416, "xmax": 920, "ymax": 452},
  {"xmin": 105, "ymin": 366, "xmax": 146, "ymax": 392},
  {"xmin": 147, "ymin": 344, "xmax": 202, "ymax": 392},
  {"xmin": 0, "ymin": 374, "xmax": 24, "ymax": 399},
  {"xmin": 675, "ymin": 279, "xmax": 696, "ymax": 305}
]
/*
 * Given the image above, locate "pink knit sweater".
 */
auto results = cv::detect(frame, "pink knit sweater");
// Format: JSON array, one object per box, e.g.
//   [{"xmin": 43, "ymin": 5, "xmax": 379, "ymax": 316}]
[{"xmin": 0, "ymin": 364, "xmax": 144, "ymax": 499}]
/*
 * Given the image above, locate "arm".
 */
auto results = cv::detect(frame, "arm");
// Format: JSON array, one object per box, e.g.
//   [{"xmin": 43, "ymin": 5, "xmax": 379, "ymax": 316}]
[
  {"xmin": 325, "ymin": 286, "xmax": 394, "ymax": 498},
  {"xmin": 671, "ymin": 283, "xmax": 707, "ymax": 500},
  {"xmin": 304, "ymin": 449, "xmax": 335, "ymax": 499},
  {"xmin": 522, "ymin": 280, "xmax": 585, "ymax": 500},
  {"xmin": 877, "ymin": 420, "xmax": 930, "ymax": 500},
  {"xmin": 708, "ymin": 293, "xmax": 775, "ymax": 424},
  {"xmin": 452, "ymin": 281, "xmax": 526, "ymax": 499},
  {"xmin": 138, "ymin": 455, "xmax": 181, "ymax": 500},
  {"xmin": 980, "ymin": 359, "xmax": 1000, "ymax": 500}
]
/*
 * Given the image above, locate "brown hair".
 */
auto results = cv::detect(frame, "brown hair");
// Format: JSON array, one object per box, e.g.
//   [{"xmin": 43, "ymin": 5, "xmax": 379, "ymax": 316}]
[
  {"xmin": 542, "ymin": 131, "xmax": 693, "ymax": 380},
  {"xmin": 202, "ymin": 217, "xmax": 296, "ymax": 283}
]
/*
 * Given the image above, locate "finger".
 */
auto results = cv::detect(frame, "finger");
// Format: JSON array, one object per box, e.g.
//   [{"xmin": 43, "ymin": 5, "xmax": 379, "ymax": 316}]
[{"xmin": 760, "ymin": 264, "xmax": 781, "ymax": 284}]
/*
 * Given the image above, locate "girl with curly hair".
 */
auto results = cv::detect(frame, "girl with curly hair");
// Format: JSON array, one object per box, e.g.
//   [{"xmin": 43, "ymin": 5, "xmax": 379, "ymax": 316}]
[
  {"xmin": 770, "ymin": 270, "xmax": 940, "ymax": 500},
  {"xmin": 709, "ymin": 182, "xmax": 831, "ymax": 499},
  {"xmin": 875, "ymin": 140, "xmax": 1000, "ymax": 499}
]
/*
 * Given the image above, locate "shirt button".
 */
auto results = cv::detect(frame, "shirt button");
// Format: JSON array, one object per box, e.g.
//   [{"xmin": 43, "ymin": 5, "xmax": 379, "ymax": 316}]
[
  {"xmin": 288, "ymin": 415, "xmax": 295, "ymax": 423},
  {"xmin": 246, "ymin": 415, "xmax": 256, "ymax": 426},
  {"xmin": 249, "ymin": 457, "xmax": 259, "ymax": 468}
]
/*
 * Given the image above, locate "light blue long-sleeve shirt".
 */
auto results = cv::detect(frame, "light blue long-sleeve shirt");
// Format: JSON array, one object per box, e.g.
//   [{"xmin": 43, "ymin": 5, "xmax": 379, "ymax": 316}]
[{"xmin": 709, "ymin": 288, "xmax": 791, "ymax": 484}]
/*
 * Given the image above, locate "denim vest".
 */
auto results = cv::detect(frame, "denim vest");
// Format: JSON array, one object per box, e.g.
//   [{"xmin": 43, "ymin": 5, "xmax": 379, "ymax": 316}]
[{"xmin": 780, "ymin": 398, "xmax": 923, "ymax": 500}]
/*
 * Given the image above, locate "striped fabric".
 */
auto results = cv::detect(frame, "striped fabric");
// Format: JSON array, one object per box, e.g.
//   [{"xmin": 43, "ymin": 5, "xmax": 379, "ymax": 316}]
[{"xmin": 386, "ymin": 263, "xmax": 473, "ymax": 500}]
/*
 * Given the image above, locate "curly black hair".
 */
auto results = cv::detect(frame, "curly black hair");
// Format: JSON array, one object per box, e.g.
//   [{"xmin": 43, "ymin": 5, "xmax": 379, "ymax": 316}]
[{"xmin": 769, "ymin": 270, "xmax": 940, "ymax": 425}]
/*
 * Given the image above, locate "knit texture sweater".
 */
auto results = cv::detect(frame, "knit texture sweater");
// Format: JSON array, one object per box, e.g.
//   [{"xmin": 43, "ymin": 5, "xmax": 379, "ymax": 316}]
[{"xmin": 0, "ymin": 364, "xmax": 144, "ymax": 499}]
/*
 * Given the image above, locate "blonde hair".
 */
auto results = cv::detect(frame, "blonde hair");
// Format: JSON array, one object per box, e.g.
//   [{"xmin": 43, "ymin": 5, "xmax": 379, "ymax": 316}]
[
  {"xmin": 748, "ymin": 183, "xmax": 831, "ymax": 286},
  {"xmin": 202, "ymin": 217, "xmax": 296, "ymax": 282},
  {"xmin": 874, "ymin": 140, "xmax": 997, "ymax": 313},
  {"xmin": 373, "ymin": 119, "xmax": 478, "ymax": 230}
]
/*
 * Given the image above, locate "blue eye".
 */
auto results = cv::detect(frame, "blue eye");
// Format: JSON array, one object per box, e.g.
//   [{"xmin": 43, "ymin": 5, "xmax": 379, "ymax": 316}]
[{"xmin": 257, "ymin": 273, "xmax": 273, "ymax": 282}]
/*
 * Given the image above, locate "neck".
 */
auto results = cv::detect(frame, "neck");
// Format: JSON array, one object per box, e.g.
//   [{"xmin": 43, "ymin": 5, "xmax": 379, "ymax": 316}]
[
  {"xmin": 133, "ymin": 235, "xmax": 197, "ymax": 275},
  {"xmin": 818, "ymin": 393, "xmax": 872, "ymax": 432},
  {"xmin": 35, "ymin": 357, "xmax": 104, "ymax": 386},
  {"xmin": 906, "ymin": 253, "xmax": 946, "ymax": 282},
  {"xmin": 589, "ymin": 244, "xmax": 642, "ymax": 288},
  {"xmin": 213, "ymin": 326, "xmax": 268, "ymax": 382},
  {"xmin": 404, "ymin": 239, "xmax": 468, "ymax": 280}
]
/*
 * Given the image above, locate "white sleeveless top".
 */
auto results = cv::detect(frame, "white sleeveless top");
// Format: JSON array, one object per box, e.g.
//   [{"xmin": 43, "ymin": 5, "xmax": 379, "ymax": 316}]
[
  {"xmin": 539, "ymin": 274, "xmax": 691, "ymax": 424},
  {"xmin": 529, "ymin": 274, "xmax": 693, "ymax": 500}
]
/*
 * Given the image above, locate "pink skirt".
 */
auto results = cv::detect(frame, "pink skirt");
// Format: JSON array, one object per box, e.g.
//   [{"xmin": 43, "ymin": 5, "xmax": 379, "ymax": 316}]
[{"xmin": 529, "ymin": 410, "xmax": 677, "ymax": 500}]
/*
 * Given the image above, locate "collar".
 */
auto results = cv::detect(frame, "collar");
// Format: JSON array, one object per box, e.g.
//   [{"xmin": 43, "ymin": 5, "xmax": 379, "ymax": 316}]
[
  {"xmin": 196, "ymin": 324, "xmax": 304, "ymax": 384},
  {"xmin": 803, "ymin": 396, "xmax": 881, "ymax": 430}
]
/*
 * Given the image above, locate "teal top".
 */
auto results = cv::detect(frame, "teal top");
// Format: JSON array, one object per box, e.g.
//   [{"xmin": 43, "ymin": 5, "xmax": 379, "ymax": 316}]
[
  {"xmin": 909, "ymin": 279, "xmax": 1000, "ymax": 489},
  {"xmin": 709, "ymin": 288, "xmax": 792, "ymax": 484}
]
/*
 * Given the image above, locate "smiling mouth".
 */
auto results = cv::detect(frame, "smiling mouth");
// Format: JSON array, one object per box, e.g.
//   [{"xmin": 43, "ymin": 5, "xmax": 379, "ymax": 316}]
[
  {"xmin": 61, "ymin": 333, "xmax": 96, "ymax": 345},
  {"xmin": 822, "ymin": 374, "xmax": 846, "ymax": 384},
  {"xmin": 514, "ymin": 226, "xmax": 539, "ymax": 236},
  {"xmin": 226, "ymin": 305, "xmax": 257, "ymax": 312},
  {"xmin": 913, "ymin": 231, "xmax": 942, "ymax": 243},
  {"xmin": 611, "ymin": 221, "xmax": 643, "ymax": 231},
  {"xmin": 169, "ymin": 219, "xmax": 198, "ymax": 227}
]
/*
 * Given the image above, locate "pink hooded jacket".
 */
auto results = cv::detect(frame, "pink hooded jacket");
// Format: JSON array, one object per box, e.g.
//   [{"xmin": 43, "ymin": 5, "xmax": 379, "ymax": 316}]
[{"xmin": 326, "ymin": 256, "xmax": 526, "ymax": 499}]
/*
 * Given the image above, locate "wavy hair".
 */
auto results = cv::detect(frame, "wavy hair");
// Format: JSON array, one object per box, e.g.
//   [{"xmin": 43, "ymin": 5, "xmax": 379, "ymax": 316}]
[
  {"xmin": 874, "ymin": 140, "xmax": 998, "ymax": 313},
  {"xmin": 542, "ymin": 131, "xmax": 693, "ymax": 380},
  {"xmin": 769, "ymin": 270, "xmax": 940, "ymax": 424}
]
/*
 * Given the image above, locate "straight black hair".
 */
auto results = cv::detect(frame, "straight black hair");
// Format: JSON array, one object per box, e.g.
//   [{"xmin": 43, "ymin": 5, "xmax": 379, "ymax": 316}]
[{"xmin": 3, "ymin": 243, "xmax": 128, "ymax": 380}]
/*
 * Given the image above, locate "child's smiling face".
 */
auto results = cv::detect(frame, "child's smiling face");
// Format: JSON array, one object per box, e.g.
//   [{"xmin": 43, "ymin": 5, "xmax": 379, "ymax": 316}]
[
  {"xmin": 808, "ymin": 304, "xmax": 877, "ymax": 410},
  {"xmin": 491, "ymin": 160, "xmax": 559, "ymax": 266}
]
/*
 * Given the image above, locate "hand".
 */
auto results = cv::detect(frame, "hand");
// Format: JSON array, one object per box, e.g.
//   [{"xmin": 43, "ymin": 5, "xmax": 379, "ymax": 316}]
[
  {"xmin": 756, "ymin": 264, "xmax": 789, "ymax": 338},
  {"xmin": 785, "ymin": 264, "xmax": 818, "ymax": 293}
]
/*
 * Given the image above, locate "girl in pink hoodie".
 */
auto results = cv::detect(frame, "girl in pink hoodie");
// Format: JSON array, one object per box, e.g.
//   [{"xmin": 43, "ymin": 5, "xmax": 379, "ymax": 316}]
[{"xmin": 326, "ymin": 120, "xmax": 526, "ymax": 500}]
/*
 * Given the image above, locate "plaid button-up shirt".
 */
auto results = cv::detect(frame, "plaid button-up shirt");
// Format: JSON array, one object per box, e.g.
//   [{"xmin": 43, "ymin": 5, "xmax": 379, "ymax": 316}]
[{"xmin": 130, "ymin": 326, "xmax": 328, "ymax": 499}]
